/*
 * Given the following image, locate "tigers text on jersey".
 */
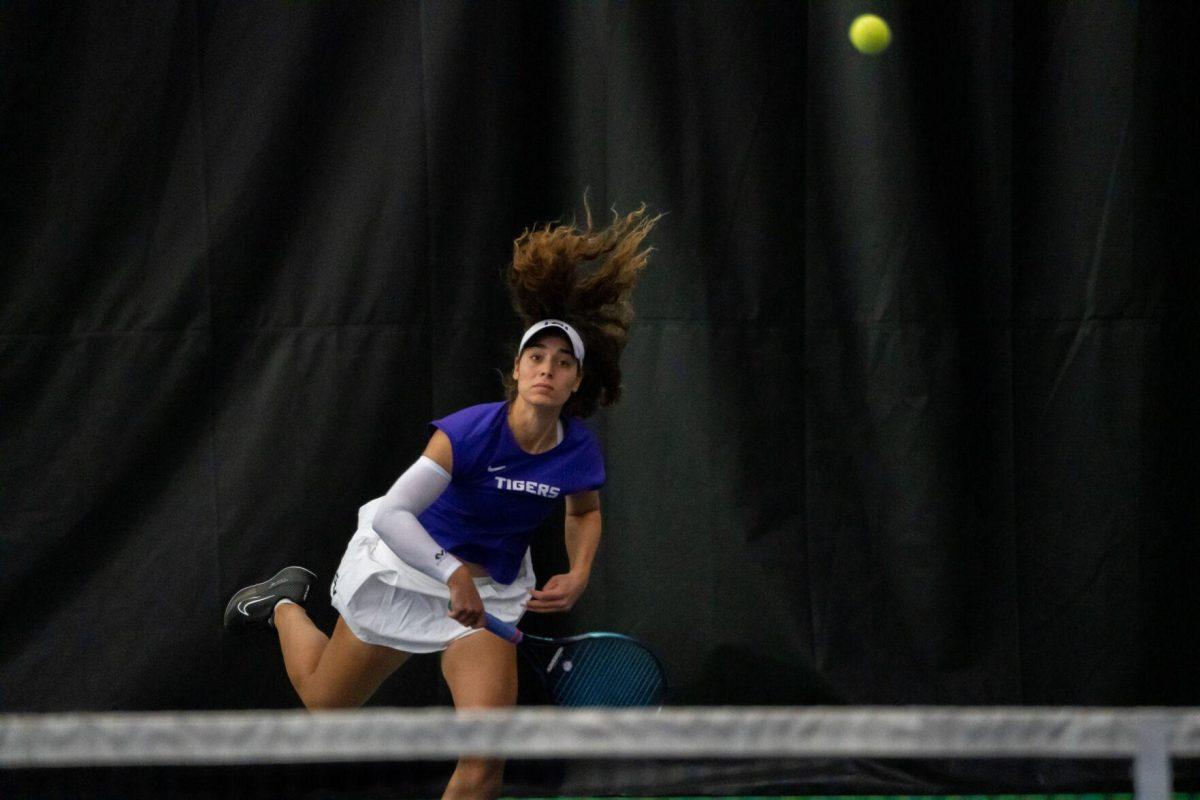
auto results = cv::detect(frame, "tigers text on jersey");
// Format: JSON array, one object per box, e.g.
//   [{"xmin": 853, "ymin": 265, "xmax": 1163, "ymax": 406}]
[
  {"xmin": 492, "ymin": 476, "xmax": 560, "ymax": 497},
  {"xmin": 418, "ymin": 401, "xmax": 605, "ymax": 584}
]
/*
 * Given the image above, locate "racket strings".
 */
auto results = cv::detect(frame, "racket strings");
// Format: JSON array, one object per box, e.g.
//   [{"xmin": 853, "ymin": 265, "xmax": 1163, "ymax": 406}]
[{"xmin": 548, "ymin": 638, "xmax": 665, "ymax": 707}]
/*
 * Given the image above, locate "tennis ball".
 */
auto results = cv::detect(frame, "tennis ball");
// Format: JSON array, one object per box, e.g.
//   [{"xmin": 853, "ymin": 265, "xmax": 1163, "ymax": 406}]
[{"xmin": 849, "ymin": 13, "xmax": 891, "ymax": 55}]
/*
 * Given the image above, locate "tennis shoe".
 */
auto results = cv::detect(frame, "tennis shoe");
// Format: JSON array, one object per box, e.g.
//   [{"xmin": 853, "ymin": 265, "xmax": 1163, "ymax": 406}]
[{"xmin": 223, "ymin": 566, "xmax": 316, "ymax": 629}]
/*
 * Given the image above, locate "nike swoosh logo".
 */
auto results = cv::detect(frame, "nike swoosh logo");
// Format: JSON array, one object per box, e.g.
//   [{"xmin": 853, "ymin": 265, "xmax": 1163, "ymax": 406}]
[
  {"xmin": 237, "ymin": 596, "xmax": 275, "ymax": 616},
  {"xmin": 487, "ymin": 465, "xmax": 507, "ymax": 472}
]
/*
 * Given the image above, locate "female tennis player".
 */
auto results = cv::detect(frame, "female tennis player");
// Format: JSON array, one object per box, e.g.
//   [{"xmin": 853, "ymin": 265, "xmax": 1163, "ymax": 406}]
[{"xmin": 223, "ymin": 203, "xmax": 657, "ymax": 800}]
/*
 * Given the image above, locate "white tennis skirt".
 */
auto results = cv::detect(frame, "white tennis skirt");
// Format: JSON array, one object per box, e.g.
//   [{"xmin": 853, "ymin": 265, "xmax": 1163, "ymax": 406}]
[{"xmin": 329, "ymin": 498, "xmax": 534, "ymax": 654}]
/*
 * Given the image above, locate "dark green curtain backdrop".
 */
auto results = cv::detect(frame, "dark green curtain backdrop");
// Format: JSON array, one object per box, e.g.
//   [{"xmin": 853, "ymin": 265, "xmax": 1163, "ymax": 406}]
[{"xmin": 2, "ymin": 0, "xmax": 1197, "ymax": 775}]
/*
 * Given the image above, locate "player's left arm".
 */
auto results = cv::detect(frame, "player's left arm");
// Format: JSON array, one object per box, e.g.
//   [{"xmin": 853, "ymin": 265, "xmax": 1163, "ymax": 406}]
[{"xmin": 527, "ymin": 490, "xmax": 601, "ymax": 613}]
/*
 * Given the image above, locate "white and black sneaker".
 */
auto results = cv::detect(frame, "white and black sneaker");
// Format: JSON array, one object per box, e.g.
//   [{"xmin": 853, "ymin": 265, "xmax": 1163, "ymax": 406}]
[{"xmin": 223, "ymin": 566, "xmax": 316, "ymax": 629}]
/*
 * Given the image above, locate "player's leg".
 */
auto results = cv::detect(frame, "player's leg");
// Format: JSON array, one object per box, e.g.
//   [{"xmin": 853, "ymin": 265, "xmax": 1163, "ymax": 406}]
[
  {"xmin": 438, "ymin": 630, "xmax": 518, "ymax": 800},
  {"xmin": 225, "ymin": 565, "xmax": 410, "ymax": 708},
  {"xmin": 275, "ymin": 607, "xmax": 411, "ymax": 709},
  {"xmin": 272, "ymin": 601, "xmax": 329, "ymax": 683}
]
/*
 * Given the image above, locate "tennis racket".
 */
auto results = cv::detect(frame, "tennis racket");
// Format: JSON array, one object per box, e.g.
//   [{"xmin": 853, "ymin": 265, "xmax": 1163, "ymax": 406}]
[{"xmin": 483, "ymin": 612, "xmax": 667, "ymax": 708}]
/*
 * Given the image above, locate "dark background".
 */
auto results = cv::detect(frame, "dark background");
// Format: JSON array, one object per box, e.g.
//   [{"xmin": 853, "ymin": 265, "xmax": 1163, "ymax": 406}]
[{"xmin": 2, "ymin": 0, "xmax": 1198, "ymax": 793}]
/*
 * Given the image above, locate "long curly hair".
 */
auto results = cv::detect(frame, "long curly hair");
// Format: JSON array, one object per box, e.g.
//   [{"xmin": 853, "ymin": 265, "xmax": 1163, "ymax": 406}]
[{"xmin": 503, "ymin": 199, "xmax": 660, "ymax": 418}]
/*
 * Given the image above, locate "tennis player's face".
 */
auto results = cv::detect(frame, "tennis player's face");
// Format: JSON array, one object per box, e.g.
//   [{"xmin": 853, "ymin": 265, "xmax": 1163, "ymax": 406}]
[{"xmin": 513, "ymin": 333, "xmax": 581, "ymax": 410}]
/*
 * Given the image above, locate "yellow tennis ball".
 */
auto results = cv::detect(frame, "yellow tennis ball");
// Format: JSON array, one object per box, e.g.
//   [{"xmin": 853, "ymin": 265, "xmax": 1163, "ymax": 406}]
[{"xmin": 849, "ymin": 13, "xmax": 892, "ymax": 55}]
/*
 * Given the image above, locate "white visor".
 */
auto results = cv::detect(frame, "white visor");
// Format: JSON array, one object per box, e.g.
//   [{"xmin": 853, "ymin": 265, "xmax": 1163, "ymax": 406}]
[{"xmin": 518, "ymin": 319, "xmax": 585, "ymax": 364}]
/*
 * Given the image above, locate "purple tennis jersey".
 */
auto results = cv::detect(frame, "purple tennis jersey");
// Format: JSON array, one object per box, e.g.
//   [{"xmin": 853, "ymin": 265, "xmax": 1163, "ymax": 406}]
[{"xmin": 418, "ymin": 401, "xmax": 606, "ymax": 584}]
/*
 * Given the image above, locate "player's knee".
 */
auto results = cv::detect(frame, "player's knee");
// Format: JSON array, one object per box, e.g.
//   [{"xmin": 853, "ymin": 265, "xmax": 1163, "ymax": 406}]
[
  {"xmin": 301, "ymin": 694, "xmax": 336, "ymax": 711},
  {"xmin": 297, "ymin": 683, "xmax": 359, "ymax": 711}
]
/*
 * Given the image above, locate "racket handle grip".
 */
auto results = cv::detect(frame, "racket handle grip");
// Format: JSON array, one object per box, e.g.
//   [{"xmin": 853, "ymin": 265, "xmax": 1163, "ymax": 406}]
[{"xmin": 484, "ymin": 612, "xmax": 524, "ymax": 644}]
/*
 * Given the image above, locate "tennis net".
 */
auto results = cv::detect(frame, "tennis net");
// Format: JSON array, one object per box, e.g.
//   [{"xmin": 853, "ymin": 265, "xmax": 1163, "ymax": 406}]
[{"xmin": 3, "ymin": 707, "xmax": 1198, "ymax": 798}]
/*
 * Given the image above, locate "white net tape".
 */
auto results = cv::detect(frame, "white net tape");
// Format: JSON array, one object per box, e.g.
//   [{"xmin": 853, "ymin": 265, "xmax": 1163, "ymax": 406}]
[{"xmin": 2, "ymin": 707, "xmax": 1198, "ymax": 767}]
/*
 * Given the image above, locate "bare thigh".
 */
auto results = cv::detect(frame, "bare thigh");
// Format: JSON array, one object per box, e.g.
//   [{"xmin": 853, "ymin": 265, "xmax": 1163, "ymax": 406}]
[
  {"xmin": 440, "ymin": 629, "xmax": 517, "ymax": 708},
  {"xmin": 302, "ymin": 617, "xmax": 412, "ymax": 709}
]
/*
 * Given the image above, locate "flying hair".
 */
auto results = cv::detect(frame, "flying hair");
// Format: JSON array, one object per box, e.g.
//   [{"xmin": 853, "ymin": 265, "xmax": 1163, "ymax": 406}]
[{"xmin": 504, "ymin": 197, "xmax": 661, "ymax": 417}]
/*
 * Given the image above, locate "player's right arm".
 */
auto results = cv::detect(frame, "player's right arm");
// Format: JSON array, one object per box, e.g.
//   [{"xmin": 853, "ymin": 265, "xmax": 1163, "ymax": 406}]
[
  {"xmin": 420, "ymin": 428, "xmax": 453, "ymax": 475},
  {"xmin": 371, "ymin": 430, "xmax": 485, "ymax": 628}
]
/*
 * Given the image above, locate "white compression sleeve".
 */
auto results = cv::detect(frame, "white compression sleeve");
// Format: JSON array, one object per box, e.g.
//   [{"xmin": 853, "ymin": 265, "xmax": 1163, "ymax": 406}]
[{"xmin": 371, "ymin": 455, "xmax": 463, "ymax": 583}]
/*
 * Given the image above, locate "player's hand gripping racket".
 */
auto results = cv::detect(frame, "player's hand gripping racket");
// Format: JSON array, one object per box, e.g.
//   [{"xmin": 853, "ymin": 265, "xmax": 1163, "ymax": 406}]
[{"xmin": 483, "ymin": 612, "xmax": 667, "ymax": 708}]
